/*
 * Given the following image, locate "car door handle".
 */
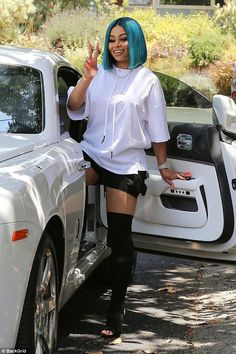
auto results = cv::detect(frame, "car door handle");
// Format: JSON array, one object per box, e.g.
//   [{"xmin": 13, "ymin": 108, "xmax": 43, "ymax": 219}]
[
  {"xmin": 177, "ymin": 134, "xmax": 193, "ymax": 151},
  {"xmin": 73, "ymin": 159, "xmax": 91, "ymax": 171}
]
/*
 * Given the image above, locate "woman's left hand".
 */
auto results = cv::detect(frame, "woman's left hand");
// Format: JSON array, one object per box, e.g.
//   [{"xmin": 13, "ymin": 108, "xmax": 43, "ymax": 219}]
[
  {"xmin": 83, "ymin": 41, "xmax": 99, "ymax": 79},
  {"xmin": 160, "ymin": 169, "xmax": 191, "ymax": 188}
]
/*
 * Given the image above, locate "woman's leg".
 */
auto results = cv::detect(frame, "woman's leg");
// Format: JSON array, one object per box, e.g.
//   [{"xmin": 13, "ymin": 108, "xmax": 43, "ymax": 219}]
[
  {"xmin": 101, "ymin": 187, "xmax": 137, "ymax": 338},
  {"xmin": 85, "ymin": 167, "xmax": 100, "ymax": 185}
]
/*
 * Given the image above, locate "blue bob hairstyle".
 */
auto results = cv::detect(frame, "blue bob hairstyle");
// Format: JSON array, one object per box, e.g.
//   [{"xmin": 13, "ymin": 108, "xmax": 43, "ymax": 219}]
[{"xmin": 102, "ymin": 17, "xmax": 147, "ymax": 70}]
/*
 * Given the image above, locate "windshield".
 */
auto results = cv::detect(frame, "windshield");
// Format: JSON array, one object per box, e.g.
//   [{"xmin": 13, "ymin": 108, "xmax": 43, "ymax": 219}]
[
  {"xmin": 156, "ymin": 72, "xmax": 212, "ymax": 124},
  {"xmin": 0, "ymin": 65, "xmax": 43, "ymax": 134},
  {"xmin": 156, "ymin": 72, "xmax": 212, "ymax": 109}
]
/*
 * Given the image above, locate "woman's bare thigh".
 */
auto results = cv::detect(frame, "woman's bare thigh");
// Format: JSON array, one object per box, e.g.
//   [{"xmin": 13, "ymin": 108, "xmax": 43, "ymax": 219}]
[
  {"xmin": 85, "ymin": 167, "xmax": 100, "ymax": 185},
  {"xmin": 106, "ymin": 187, "xmax": 137, "ymax": 216}
]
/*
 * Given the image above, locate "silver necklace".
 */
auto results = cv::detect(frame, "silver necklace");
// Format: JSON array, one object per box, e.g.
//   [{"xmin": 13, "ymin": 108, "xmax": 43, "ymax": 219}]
[{"xmin": 114, "ymin": 68, "xmax": 132, "ymax": 79}]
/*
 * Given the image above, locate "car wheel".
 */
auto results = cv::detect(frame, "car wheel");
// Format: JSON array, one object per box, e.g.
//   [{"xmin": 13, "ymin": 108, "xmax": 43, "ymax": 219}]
[{"xmin": 16, "ymin": 232, "xmax": 59, "ymax": 353}]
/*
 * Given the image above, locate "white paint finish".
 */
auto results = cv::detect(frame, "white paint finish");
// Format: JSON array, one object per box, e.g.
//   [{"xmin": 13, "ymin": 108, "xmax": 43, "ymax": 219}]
[
  {"xmin": 135, "ymin": 172, "xmax": 207, "ymax": 228},
  {"xmin": 213, "ymin": 95, "xmax": 236, "ymax": 133},
  {"xmin": 0, "ymin": 47, "xmax": 108, "ymax": 347}
]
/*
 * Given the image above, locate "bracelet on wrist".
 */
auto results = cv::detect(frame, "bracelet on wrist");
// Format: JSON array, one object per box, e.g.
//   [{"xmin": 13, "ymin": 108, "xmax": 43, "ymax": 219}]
[{"xmin": 158, "ymin": 161, "xmax": 169, "ymax": 170}]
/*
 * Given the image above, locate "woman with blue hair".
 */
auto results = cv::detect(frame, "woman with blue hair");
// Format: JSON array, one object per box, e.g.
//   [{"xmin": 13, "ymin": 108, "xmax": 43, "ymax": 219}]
[{"xmin": 67, "ymin": 17, "xmax": 187, "ymax": 341}]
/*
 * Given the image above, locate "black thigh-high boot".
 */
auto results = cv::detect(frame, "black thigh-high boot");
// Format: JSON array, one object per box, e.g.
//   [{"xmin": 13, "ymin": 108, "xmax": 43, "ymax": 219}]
[{"xmin": 103, "ymin": 212, "xmax": 134, "ymax": 337}]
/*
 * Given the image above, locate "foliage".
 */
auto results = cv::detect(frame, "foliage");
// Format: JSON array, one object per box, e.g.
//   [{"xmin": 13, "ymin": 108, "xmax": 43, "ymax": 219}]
[
  {"xmin": 41, "ymin": 8, "xmax": 108, "ymax": 53},
  {"xmin": 0, "ymin": 0, "xmax": 35, "ymax": 44},
  {"xmin": 202, "ymin": 33, "xmax": 236, "ymax": 95},
  {"xmin": 189, "ymin": 31, "xmax": 225, "ymax": 67},
  {"xmin": 37, "ymin": 5, "xmax": 234, "ymax": 93},
  {"xmin": 213, "ymin": 0, "xmax": 236, "ymax": 38},
  {"xmin": 207, "ymin": 61, "xmax": 233, "ymax": 96},
  {"xmin": 16, "ymin": 33, "xmax": 48, "ymax": 50},
  {"xmin": 117, "ymin": 10, "xmax": 225, "ymax": 67},
  {"xmin": 5, "ymin": 2, "xmax": 235, "ymax": 95},
  {"xmin": 29, "ymin": 1, "xmax": 56, "ymax": 32},
  {"xmin": 58, "ymin": 0, "xmax": 91, "ymax": 9},
  {"xmin": 63, "ymin": 46, "xmax": 89, "ymax": 70},
  {"xmin": 148, "ymin": 57, "xmax": 191, "ymax": 78},
  {"xmin": 30, "ymin": 0, "xmax": 92, "ymax": 32}
]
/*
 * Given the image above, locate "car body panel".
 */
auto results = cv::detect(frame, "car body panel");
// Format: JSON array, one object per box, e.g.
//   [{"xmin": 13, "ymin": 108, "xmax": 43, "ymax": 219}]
[
  {"xmin": 0, "ymin": 46, "xmax": 108, "ymax": 348},
  {"xmin": 0, "ymin": 222, "xmax": 42, "ymax": 347},
  {"xmin": 0, "ymin": 138, "xmax": 86, "ymax": 346}
]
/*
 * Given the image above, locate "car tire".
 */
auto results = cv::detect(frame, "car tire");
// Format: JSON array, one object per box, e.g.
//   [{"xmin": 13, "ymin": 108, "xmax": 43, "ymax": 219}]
[{"xmin": 16, "ymin": 232, "xmax": 59, "ymax": 353}]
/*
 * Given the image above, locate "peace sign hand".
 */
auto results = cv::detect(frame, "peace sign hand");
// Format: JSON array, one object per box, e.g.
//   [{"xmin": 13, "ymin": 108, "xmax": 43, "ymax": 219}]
[{"xmin": 83, "ymin": 41, "xmax": 99, "ymax": 79}]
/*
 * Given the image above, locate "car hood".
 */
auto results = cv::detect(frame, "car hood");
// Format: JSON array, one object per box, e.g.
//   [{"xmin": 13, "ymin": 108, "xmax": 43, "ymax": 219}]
[{"xmin": 0, "ymin": 133, "xmax": 48, "ymax": 163}]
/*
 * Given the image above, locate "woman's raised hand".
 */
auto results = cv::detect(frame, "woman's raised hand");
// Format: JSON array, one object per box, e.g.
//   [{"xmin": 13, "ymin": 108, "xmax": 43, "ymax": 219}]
[{"xmin": 83, "ymin": 41, "xmax": 99, "ymax": 79}]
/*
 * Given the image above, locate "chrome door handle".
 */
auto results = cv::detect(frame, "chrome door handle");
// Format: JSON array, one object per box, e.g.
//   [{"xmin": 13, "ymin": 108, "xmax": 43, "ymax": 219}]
[
  {"xmin": 73, "ymin": 159, "xmax": 91, "ymax": 171},
  {"xmin": 177, "ymin": 134, "xmax": 193, "ymax": 151}
]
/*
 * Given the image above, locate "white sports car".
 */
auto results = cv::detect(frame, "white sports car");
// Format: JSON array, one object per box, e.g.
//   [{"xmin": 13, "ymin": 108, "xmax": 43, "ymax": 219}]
[{"xmin": 0, "ymin": 46, "xmax": 236, "ymax": 353}]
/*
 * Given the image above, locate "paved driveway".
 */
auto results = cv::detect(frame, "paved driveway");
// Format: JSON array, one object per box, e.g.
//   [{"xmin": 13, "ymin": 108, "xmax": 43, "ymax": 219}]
[{"xmin": 57, "ymin": 252, "xmax": 236, "ymax": 354}]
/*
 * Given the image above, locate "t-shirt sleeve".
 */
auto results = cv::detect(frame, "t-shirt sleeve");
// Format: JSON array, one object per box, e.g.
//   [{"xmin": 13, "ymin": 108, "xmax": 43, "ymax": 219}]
[
  {"xmin": 146, "ymin": 78, "xmax": 170, "ymax": 143},
  {"xmin": 66, "ymin": 82, "xmax": 90, "ymax": 121}
]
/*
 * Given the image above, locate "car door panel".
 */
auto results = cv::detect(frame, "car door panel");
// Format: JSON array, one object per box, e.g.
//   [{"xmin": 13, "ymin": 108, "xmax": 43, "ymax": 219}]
[
  {"xmin": 133, "ymin": 157, "xmax": 228, "ymax": 243},
  {"xmin": 99, "ymin": 72, "xmax": 235, "ymax": 255},
  {"xmin": 132, "ymin": 122, "xmax": 234, "ymax": 243},
  {"xmin": 135, "ymin": 173, "xmax": 208, "ymax": 228}
]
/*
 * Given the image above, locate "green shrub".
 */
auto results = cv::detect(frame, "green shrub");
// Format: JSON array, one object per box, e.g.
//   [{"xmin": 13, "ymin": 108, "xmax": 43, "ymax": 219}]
[
  {"xmin": 148, "ymin": 56, "xmax": 191, "ymax": 79},
  {"xmin": 189, "ymin": 32, "xmax": 225, "ymax": 67},
  {"xmin": 213, "ymin": 0, "xmax": 236, "ymax": 38},
  {"xmin": 41, "ymin": 8, "xmax": 108, "ymax": 50},
  {"xmin": 29, "ymin": 1, "xmax": 92, "ymax": 33},
  {"xmin": 21, "ymin": 4, "xmax": 233, "ymax": 90},
  {"xmin": 63, "ymin": 46, "xmax": 89, "ymax": 70},
  {"xmin": 0, "ymin": 0, "xmax": 35, "ymax": 44},
  {"xmin": 148, "ymin": 34, "xmax": 188, "ymax": 60},
  {"xmin": 29, "ymin": 1, "xmax": 56, "ymax": 32},
  {"xmin": 16, "ymin": 33, "xmax": 48, "ymax": 50}
]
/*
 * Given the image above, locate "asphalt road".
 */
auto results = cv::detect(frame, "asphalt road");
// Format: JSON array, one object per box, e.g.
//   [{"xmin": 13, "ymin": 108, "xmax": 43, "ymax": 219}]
[{"xmin": 56, "ymin": 252, "xmax": 236, "ymax": 354}]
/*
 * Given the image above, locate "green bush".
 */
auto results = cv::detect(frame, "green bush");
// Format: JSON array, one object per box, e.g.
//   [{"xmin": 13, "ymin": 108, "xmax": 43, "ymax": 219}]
[
  {"xmin": 0, "ymin": 0, "xmax": 35, "ymax": 44},
  {"xmin": 29, "ymin": 1, "xmax": 92, "ymax": 33},
  {"xmin": 29, "ymin": 1, "xmax": 56, "ymax": 32},
  {"xmin": 150, "ymin": 57, "xmax": 191, "ymax": 79},
  {"xmin": 189, "ymin": 32, "xmax": 225, "ymax": 67},
  {"xmin": 63, "ymin": 46, "xmax": 89, "ymax": 70},
  {"xmin": 10, "ymin": 4, "xmax": 234, "ymax": 95},
  {"xmin": 213, "ymin": 0, "xmax": 236, "ymax": 38},
  {"xmin": 41, "ymin": 8, "xmax": 108, "ymax": 50}
]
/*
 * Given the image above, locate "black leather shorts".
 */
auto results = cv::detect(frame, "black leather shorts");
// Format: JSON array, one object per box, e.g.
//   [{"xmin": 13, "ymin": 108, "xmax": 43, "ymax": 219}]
[{"xmin": 83, "ymin": 151, "xmax": 148, "ymax": 198}]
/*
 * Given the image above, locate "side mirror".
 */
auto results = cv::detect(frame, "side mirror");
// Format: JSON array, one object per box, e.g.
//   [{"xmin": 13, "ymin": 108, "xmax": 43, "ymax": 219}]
[{"xmin": 213, "ymin": 94, "xmax": 236, "ymax": 133}]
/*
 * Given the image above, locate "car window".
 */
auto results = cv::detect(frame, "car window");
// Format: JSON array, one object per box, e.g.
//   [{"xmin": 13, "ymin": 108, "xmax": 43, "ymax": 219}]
[
  {"xmin": 0, "ymin": 65, "xmax": 43, "ymax": 134},
  {"xmin": 57, "ymin": 67, "xmax": 81, "ymax": 138},
  {"xmin": 155, "ymin": 72, "xmax": 212, "ymax": 124}
]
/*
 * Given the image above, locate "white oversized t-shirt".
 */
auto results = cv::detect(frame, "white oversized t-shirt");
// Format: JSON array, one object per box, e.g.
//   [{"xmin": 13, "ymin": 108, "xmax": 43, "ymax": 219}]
[{"xmin": 67, "ymin": 64, "xmax": 170, "ymax": 174}]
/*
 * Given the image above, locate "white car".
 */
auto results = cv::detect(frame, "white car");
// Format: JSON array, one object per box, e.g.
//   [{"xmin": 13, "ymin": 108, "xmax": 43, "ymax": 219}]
[{"xmin": 0, "ymin": 46, "xmax": 236, "ymax": 353}]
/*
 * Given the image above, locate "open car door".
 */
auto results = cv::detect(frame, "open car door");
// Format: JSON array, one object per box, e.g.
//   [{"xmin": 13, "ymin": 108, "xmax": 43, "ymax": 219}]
[{"xmin": 100, "ymin": 72, "xmax": 236, "ymax": 262}]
